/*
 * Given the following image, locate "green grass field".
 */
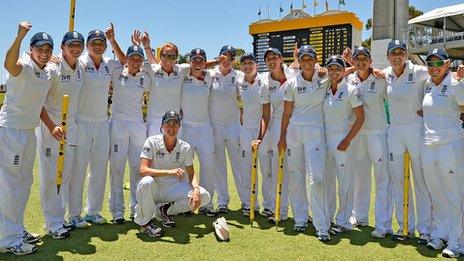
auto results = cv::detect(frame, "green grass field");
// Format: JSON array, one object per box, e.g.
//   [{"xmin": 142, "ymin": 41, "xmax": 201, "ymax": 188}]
[
  {"xmin": 0, "ymin": 157, "xmax": 447, "ymax": 260},
  {"xmin": 0, "ymin": 92, "xmax": 5, "ymax": 106}
]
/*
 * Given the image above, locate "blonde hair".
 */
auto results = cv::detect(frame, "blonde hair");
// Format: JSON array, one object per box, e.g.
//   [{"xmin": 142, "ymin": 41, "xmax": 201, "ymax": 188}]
[{"xmin": 160, "ymin": 42, "xmax": 179, "ymax": 56}]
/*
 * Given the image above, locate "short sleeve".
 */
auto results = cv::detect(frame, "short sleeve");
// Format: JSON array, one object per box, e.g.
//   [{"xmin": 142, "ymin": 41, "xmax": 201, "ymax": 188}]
[
  {"xmin": 452, "ymin": 81, "xmax": 464, "ymax": 106},
  {"xmin": 106, "ymin": 59, "xmax": 122, "ymax": 74},
  {"xmin": 142, "ymin": 62, "xmax": 154, "ymax": 78},
  {"xmin": 283, "ymin": 81, "xmax": 294, "ymax": 102},
  {"xmin": 348, "ymin": 85, "xmax": 363, "ymax": 108},
  {"xmin": 183, "ymin": 143, "xmax": 194, "ymax": 167},
  {"xmin": 140, "ymin": 138, "xmax": 154, "ymax": 159},
  {"xmin": 143, "ymin": 71, "xmax": 153, "ymax": 91},
  {"xmin": 178, "ymin": 63, "xmax": 191, "ymax": 78}
]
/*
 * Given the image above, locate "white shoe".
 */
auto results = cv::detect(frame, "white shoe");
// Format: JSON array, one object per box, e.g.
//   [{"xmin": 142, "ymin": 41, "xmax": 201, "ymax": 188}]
[
  {"xmin": 84, "ymin": 213, "xmax": 107, "ymax": 224},
  {"xmin": 69, "ymin": 216, "xmax": 90, "ymax": 228},
  {"xmin": 427, "ymin": 238, "xmax": 445, "ymax": 250},
  {"xmin": 1, "ymin": 241, "xmax": 37, "ymax": 255},
  {"xmin": 418, "ymin": 233, "xmax": 430, "ymax": 245},
  {"xmin": 22, "ymin": 231, "xmax": 41, "ymax": 244},
  {"xmin": 349, "ymin": 217, "xmax": 368, "ymax": 227},
  {"xmin": 47, "ymin": 227, "xmax": 70, "ymax": 239},
  {"xmin": 442, "ymin": 247, "xmax": 460, "ymax": 258}
]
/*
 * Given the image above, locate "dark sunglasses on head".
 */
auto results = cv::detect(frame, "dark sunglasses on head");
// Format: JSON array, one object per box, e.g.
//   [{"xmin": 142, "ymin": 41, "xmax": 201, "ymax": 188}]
[{"xmin": 426, "ymin": 60, "xmax": 446, "ymax": 68}]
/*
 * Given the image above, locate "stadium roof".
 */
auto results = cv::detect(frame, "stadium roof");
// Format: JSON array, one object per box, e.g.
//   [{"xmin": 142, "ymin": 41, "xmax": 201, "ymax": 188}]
[{"xmin": 408, "ymin": 4, "xmax": 464, "ymax": 31}]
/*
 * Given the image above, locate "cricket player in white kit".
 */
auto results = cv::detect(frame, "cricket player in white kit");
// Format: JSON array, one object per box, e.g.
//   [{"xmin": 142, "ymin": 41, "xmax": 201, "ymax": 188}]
[
  {"xmin": 142, "ymin": 40, "xmax": 190, "ymax": 137},
  {"xmin": 180, "ymin": 48, "xmax": 217, "ymax": 216},
  {"xmin": 0, "ymin": 23, "xmax": 56, "ymax": 255},
  {"xmin": 420, "ymin": 48, "xmax": 464, "ymax": 258},
  {"xmin": 278, "ymin": 45, "xmax": 330, "ymax": 241},
  {"xmin": 108, "ymin": 45, "xmax": 152, "ymax": 224},
  {"xmin": 37, "ymin": 31, "xmax": 85, "ymax": 239},
  {"xmin": 383, "ymin": 40, "xmax": 432, "ymax": 241},
  {"xmin": 347, "ymin": 47, "xmax": 394, "ymax": 238},
  {"xmin": 68, "ymin": 25, "xmax": 125, "ymax": 227},
  {"xmin": 238, "ymin": 53, "xmax": 272, "ymax": 216},
  {"xmin": 209, "ymin": 45, "xmax": 244, "ymax": 213},
  {"xmin": 323, "ymin": 56, "xmax": 364, "ymax": 234},
  {"xmin": 260, "ymin": 47, "xmax": 297, "ymax": 221},
  {"xmin": 135, "ymin": 111, "xmax": 211, "ymax": 236}
]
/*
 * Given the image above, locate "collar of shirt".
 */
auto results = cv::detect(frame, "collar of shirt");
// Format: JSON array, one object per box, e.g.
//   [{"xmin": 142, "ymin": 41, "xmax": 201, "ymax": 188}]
[
  {"xmin": 425, "ymin": 72, "xmax": 452, "ymax": 90},
  {"xmin": 155, "ymin": 64, "xmax": 180, "ymax": 77},
  {"xmin": 386, "ymin": 60, "xmax": 415, "ymax": 81},
  {"xmin": 156, "ymin": 136, "xmax": 181, "ymax": 154}
]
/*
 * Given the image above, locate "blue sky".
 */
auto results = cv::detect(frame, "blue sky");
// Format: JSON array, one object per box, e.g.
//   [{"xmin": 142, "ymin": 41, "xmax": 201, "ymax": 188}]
[{"xmin": 0, "ymin": 0, "xmax": 462, "ymax": 82}]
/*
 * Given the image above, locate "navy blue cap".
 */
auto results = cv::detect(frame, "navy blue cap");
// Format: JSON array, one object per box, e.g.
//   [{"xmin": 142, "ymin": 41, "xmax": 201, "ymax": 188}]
[
  {"xmin": 87, "ymin": 30, "xmax": 106, "ymax": 43},
  {"xmin": 426, "ymin": 48, "xmax": 449, "ymax": 61},
  {"xmin": 298, "ymin": 45, "xmax": 316, "ymax": 59},
  {"xmin": 189, "ymin": 48, "xmax": 207, "ymax": 60},
  {"xmin": 126, "ymin": 45, "xmax": 144, "ymax": 58},
  {"xmin": 62, "ymin": 31, "xmax": 84, "ymax": 45},
  {"xmin": 240, "ymin": 53, "xmax": 257, "ymax": 63},
  {"xmin": 263, "ymin": 47, "xmax": 282, "ymax": 58},
  {"xmin": 352, "ymin": 46, "xmax": 371, "ymax": 59},
  {"xmin": 162, "ymin": 110, "xmax": 181, "ymax": 124},
  {"xmin": 219, "ymin": 45, "xmax": 236, "ymax": 57},
  {"xmin": 30, "ymin": 32, "xmax": 54, "ymax": 48},
  {"xmin": 326, "ymin": 56, "xmax": 346, "ymax": 68},
  {"xmin": 387, "ymin": 40, "xmax": 407, "ymax": 53}
]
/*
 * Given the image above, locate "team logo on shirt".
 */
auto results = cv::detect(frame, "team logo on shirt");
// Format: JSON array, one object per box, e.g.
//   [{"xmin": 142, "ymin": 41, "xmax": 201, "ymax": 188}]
[
  {"xmin": 356, "ymin": 92, "xmax": 363, "ymax": 102},
  {"xmin": 183, "ymin": 77, "xmax": 193, "ymax": 84},
  {"xmin": 139, "ymin": 77, "xmax": 145, "ymax": 87},
  {"xmin": 45, "ymin": 148, "xmax": 51, "ymax": 157},
  {"xmin": 114, "ymin": 145, "xmax": 119, "ymax": 153},
  {"xmin": 77, "ymin": 70, "xmax": 82, "ymax": 81},
  {"xmin": 34, "ymin": 70, "xmax": 41, "ymax": 78},
  {"xmin": 408, "ymin": 73, "xmax": 414, "ymax": 83},
  {"xmin": 316, "ymin": 81, "xmax": 322, "ymax": 89},
  {"xmin": 269, "ymin": 85, "xmax": 277, "ymax": 93},
  {"xmin": 439, "ymin": 85, "xmax": 448, "ymax": 97},
  {"xmin": 231, "ymin": 76, "xmax": 236, "ymax": 85},
  {"xmin": 368, "ymin": 82, "xmax": 376, "ymax": 93},
  {"xmin": 13, "ymin": 155, "xmax": 20, "ymax": 165},
  {"xmin": 155, "ymin": 150, "xmax": 165, "ymax": 158},
  {"xmin": 241, "ymin": 84, "xmax": 248, "ymax": 91},
  {"xmin": 297, "ymin": 86, "xmax": 307, "ymax": 94},
  {"xmin": 425, "ymin": 85, "xmax": 432, "ymax": 93},
  {"xmin": 104, "ymin": 65, "xmax": 110, "ymax": 75},
  {"xmin": 324, "ymin": 92, "xmax": 330, "ymax": 98},
  {"xmin": 337, "ymin": 91, "xmax": 345, "ymax": 100},
  {"xmin": 174, "ymin": 152, "xmax": 181, "ymax": 163}
]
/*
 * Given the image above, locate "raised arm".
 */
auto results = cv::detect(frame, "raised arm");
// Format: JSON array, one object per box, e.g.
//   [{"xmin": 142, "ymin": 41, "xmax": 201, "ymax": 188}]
[
  {"xmin": 105, "ymin": 23, "xmax": 126, "ymax": 64},
  {"xmin": 141, "ymin": 31, "xmax": 158, "ymax": 64},
  {"xmin": 4, "ymin": 21, "xmax": 31, "ymax": 77}
]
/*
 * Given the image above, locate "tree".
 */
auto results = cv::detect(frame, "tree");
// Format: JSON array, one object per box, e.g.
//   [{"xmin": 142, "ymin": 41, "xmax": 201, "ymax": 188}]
[
  {"xmin": 178, "ymin": 53, "xmax": 189, "ymax": 64},
  {"xmin": 409, "ymin": 5, "xmax": 423, "ymax": 19}
]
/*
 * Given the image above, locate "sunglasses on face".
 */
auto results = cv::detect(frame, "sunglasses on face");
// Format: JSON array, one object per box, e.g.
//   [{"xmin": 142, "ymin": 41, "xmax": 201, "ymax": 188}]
[
  {"xmin": 426, "ymin": 60, "xmax": 446, "ymax": 68},
  {"xmin": 162, "ymin": 54, "xmax": 178, "ymax": 60}
]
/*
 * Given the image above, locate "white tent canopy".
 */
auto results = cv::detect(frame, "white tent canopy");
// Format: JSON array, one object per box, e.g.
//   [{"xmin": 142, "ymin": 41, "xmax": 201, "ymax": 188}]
[{"xmin": 408, "ymin": 4, "xmax": 464, "ymax": 32}]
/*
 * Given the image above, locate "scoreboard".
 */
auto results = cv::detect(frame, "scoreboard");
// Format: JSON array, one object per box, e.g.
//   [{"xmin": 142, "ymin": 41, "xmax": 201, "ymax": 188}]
[
  {"xmin": 253, "ymin": 24, "xmax": 352, "ymax": 71},
  {"xmin": 249, "ymin": 11, "xmax": 362, "ymax": 72}
]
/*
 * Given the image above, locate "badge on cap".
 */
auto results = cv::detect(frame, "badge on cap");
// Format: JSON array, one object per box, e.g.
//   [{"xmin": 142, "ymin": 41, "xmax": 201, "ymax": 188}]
[
  {"xmin": 432, "ymin": 48, "xmax": 438, "ymax": 54},
  {"xmin": 42, "ymin": 33, "xmax": 49, "ymax": 40},
  {"xmin": 196, "ymin": 49, "xmax": 201, "ymax": 54},
  {"xmin": 395, "ymin": 40, "xmax": 400, "ymax": 45}
]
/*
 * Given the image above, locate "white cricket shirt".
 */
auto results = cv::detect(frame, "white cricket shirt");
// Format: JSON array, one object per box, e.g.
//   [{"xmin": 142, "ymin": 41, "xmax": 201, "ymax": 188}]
[
  {"xmin": 181, "ymin": 71, "xmax": 213, "ymax": 126},
  {"xmin": 209, "ymin": 67, "xmax": 243, "ymax": 124},
  {"xmin": 239, "ymin": 73, "xmax": 267, "ymax": 128}
]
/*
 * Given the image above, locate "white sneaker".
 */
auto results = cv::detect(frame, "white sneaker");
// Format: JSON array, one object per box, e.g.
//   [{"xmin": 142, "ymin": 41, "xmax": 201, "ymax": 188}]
[
  {"xmin": 427, "ymin": 238, "xmax": 445, "ymax": 250},
  {"xmin": 69, "ymin": 216, "xmax": 90, "ymax": 228},
  {"xmin": 442, "ymin": 247, "xmax": 460, "ymax": 258},
  {"xmin": 84, "ymin": 213, "xmax": 107, "ymax": 224},
  {"xmin": 349, "ymin": 217, "xmax": 368, "ymax": 227},
  {"xmin": 47, "ymin": 227, "xmax": 70, "ymax": 239},
  {"xmin": 2, "ymin": 241, "xmax": 37, "ymax": 255}
]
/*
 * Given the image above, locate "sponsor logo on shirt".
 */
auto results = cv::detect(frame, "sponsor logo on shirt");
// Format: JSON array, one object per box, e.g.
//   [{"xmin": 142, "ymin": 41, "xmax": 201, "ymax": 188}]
[
  {"xmin": 154, "ymin": 71, "xmax": 165, "ymax": 78},
  {"xmin": 84, "ymin": 66, "xmax": 95, "ymax": 73},
  {"xmin": 155, "ymin": 150, "xmax": 165, "ymax": 158},
  {"xmin": 425, "ymin": 85, "xmax": 432, "ymax": 93},
  {"xmin": 389, "ymin": 153, "xmax": 394, "ymax": 162},
  {"xmin": 114, "ymin": 145, "xmax": 118, "ymax": 153},
  {"xmin": 45, "ymin": 148, "xmax": 51, "ymax": 157},
  {"xmin": 241, "ymin": 84, "xmax": 248, "ymax": 91},
  {"xmin": 143, "ymin": 146, "xmax": 151, "ymax": 154},
  {"xmin": 231, "ymin": 76, "xmax": 236, "ymax": 86},
  {"xmin": 356, "ymin": 93, "xmax": 363, "ymax": 102},
  {"xmin": 297, "ymin": 86, "xmax": 307, "ymax": 94},
  {"xmin": 407, "ymin": 73, "xmax": 415, "ymax": 84},
  {"xmin": 61, "ymin": 74, "xmax": 72, "ymax": 83},
  {"xmin": 118, "ymin": 74, "xmax": 129, "ymax": 83},
  {"xmin": 336, "ymin": 91, "xmax": 344, "ymax": 101},
  {"xmin": 77, "ymin": 70, "xmax": 82, "ymax": 81}
]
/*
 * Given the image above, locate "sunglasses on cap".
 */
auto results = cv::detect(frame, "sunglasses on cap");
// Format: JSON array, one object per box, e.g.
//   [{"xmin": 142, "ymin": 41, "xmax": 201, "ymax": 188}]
[
  {"xmin": 426, "ymin": 60, "xmax": 446, "ymax": 68},
  {"xmin": 162, "ymin": 54, "xmax": 178, "ymax": 60}
]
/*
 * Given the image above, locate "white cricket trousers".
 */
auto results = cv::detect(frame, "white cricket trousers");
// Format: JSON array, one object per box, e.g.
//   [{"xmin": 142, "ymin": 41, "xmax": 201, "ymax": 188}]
[
  {"xmin": 387, "ymin": 126, "xmax": 432, "ymax": 235},
  {"xmin": 134, "ymin": 176, "xmax": 211, "ymax": 226},
  {"xmin": 269, "ymin": 118, "xmax": 289, "ymax": 218},
  {"xmin": 182, "ymin": 124, "xmax": 216, "ymax": 210},
  {"xmin": 239, "ymin": 127, "xmax": 272, "ymax": 209},
  {"xmin": 325, "ymin": 132, "xmax": 354, "ymax": 228},
  {"xmin": 422, "ymin": 139, "xmax": 464, "ymax": 250},
  {"xmin": 69, "ymin": 120, "xmax": 109, "ymax": 218},
  {"xmin": 351, "ymin": 132, "xmax": 393, "ymax": 233},
  {"xmin": 211, "ymin": 122, "xmax": 242, "ymax": 207},
  {"xmin": 37, "ymin": 119, "xmax": 77, "ymax": 232},
  {"xmin": 286, "ymin": 124, "xmax": 329, "ymax": 232},
  {"xmin": 0, "ymin": 127, "xmax": 36, "ymax": 248},
  {"xmin": 109, "ymin": 119, "xmax": 146, "ymax": 220}
]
